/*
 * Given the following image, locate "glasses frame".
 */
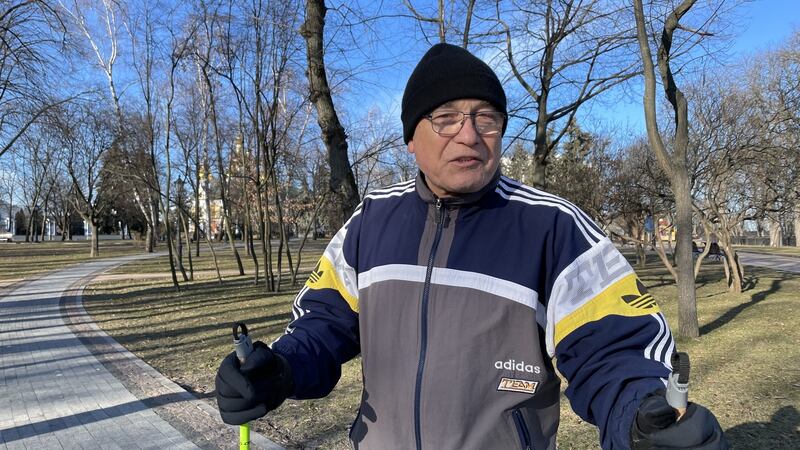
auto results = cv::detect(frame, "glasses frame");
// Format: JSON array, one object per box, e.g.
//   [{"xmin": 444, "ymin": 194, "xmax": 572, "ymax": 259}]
[{"xmin": 424, "ymin": 110, "xmax": 506, "ymax": 137}]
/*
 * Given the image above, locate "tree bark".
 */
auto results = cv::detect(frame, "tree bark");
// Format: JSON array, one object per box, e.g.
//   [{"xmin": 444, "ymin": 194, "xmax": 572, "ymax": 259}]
[
  {"xmin": 633, "ymin": 0, "xmax": 699, "ymax": 337},
  {"xmin": 795, "ymin": 206, "xmax": 800, "ymax": 247},
  {"xmin": 89, "ymin": 219, "xmax": 98, "ymax": 258},
  {"xmin": 179, "ymin": 208, "xmax": 193, "ymax": 281},
  {"xmin": 300, "ymin": 0, "xmax": 360, "ymax": 226},
  {"xmin": 768, "ymin": 217, "xmax": 783, "ymax": 247}
]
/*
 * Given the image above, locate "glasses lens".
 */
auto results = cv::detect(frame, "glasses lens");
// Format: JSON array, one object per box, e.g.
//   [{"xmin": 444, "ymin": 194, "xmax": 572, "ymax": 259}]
[
  {"xmin": 429, "ymin": 111, "xmax": 505, "ymax": 136},
  {"xmin": 430, "ymin": 112, "xmax": 464, "ymax": 135},
  {"xmin": 474, "ymin": 112, "xmax": 504, "ymax": 135}
]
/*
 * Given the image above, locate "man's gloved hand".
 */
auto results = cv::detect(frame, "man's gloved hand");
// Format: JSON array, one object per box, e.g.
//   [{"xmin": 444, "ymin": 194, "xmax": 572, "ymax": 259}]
[
  {"xmin": 215, "ymin": 341, "xmax": 294, "ymax": 425},
  {"xmin": 630, "ymin": 390, "xmax": 728, "ymax": 450}
]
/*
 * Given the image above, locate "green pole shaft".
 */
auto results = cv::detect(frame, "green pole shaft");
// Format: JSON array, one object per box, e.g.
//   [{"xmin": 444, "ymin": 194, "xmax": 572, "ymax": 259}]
[{"xmin": 240, "ymin": 423, "xmax": 250, "ymax": 450}]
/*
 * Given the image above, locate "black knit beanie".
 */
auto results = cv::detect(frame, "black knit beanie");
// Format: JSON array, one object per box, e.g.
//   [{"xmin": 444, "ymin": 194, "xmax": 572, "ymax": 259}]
[{"xmin": 401, "ymin": 43, "xmax": 507, "ymax": 144}]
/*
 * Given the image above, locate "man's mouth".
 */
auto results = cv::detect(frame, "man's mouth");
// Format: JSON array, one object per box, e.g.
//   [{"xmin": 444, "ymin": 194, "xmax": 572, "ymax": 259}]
[{"xmin": 453, "ymin": 157, "xmax": 481, "ymax": 164}]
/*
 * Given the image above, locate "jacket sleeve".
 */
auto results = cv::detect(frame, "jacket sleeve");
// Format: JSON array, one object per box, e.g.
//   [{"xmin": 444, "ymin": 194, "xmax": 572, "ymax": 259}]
[
  {"xmin": 544, "ymin": 211, "xmax": 672, "ymax": 450},
  {"xmin": 270, "ymin": 205, "xmax": 363, "ymax": 399}
]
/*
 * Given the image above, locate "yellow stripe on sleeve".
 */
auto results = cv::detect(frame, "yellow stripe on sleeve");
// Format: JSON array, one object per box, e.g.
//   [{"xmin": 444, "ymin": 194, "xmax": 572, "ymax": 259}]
[
  {"xmin": 554, "ymin": 273, "xmax": 660, "ymax": 347},
  {"xmin": 305, "ymin": 256, "xmax": 359, "ymax": 312}
]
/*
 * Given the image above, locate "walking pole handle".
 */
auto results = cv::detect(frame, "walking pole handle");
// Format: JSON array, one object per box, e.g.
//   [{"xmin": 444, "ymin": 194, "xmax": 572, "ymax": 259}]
[
  {"xmin": 232, "ymin": 322, "xmax": 254, "ymax": 450},
  {"xmin": 666, "ymin": 352, "xmax": 690, "ymax": 419},
  {"xmin": 233, "ymin": 322, "xmax": 253, "ymax": 363}
]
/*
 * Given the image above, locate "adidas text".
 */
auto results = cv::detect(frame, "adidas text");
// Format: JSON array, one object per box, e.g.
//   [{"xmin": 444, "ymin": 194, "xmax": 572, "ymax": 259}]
[{"xmin": 495, "ymin": 359, "xmax": 541, "ymax": 374}]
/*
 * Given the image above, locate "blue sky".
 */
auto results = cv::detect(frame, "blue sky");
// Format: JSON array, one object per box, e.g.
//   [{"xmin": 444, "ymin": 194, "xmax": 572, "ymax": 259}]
[
  {"xmin": 580, "ymin": 0, "xmax": 799, "ymax": 137},
  {"xmin": 341, "ymin": 0, "xmax": 799, "ymax": 148}
]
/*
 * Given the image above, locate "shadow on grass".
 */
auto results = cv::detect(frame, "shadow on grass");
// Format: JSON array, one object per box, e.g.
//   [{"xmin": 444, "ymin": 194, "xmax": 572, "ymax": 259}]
[
  {"xmin": 725, "ymin": 406, "xmax": 799, "ymax": 450},
  {"xmin": 699, "ymin": 274, "xmax": 786, "ymax": 336},
  {"xmin": 83, "ymin": 278, "xmax": 304, "ymax": 321}
]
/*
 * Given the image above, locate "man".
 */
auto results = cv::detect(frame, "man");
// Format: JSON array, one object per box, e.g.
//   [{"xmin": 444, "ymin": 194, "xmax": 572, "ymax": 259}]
[{"xmin": 216, "ymin": 43, "xmax": 727, "ymax": 449}]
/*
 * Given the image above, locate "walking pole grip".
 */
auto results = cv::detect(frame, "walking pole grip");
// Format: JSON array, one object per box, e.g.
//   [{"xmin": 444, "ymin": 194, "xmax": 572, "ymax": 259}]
[
  {"xmin": 666, "ymin": 352, "xmax": 690, "ymax": 419},
  {"xmin": 232, "ymin": 322, "xmax": 254, "ymax": 450},
  {"xmin": 233, "ymin": 322, "xmax": 253, "ymax": 363}
]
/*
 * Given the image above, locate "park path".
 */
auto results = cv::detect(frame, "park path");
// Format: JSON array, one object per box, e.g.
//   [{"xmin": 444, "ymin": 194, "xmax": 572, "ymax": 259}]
[
  {"xmin": 738, "ymin": 251, "xmax": 800, "ymax": 274},
  {"xmin": 0, "ymin": 254, "xmax": 282, "ymax": 450}
]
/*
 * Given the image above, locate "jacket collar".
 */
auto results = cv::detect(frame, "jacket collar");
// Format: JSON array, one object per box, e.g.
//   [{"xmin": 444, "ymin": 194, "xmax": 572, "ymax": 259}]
[{"xmin": 415, "ymin": 169, "xmax": 501, "ymax": 206}]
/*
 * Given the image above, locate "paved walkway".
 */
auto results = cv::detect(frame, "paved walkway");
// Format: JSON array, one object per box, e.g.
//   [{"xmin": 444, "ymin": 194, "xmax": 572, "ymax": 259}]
[
  {"xmin": 0, "ymin": 255, "xmax": 282, "ymax": 450},
  {"xmin": 738, "ymin": 251, "xmax": 800, "ymax": 274}
]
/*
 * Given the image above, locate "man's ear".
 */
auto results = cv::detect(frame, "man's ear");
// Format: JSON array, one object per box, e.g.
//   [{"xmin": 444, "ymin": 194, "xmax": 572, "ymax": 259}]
[{"xmin": 408, "ymin": 139, "xmax": 416, "ymax": 155}]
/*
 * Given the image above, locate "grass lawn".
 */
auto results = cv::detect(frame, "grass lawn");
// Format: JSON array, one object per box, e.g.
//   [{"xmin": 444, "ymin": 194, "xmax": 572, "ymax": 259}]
[
  {"xmin": 83, "ymin": 246, "xmax": 800, "ymax": 449},
  {"xmin": 0, "ymin": 239, "xmax": 145, "ymax": 284}
]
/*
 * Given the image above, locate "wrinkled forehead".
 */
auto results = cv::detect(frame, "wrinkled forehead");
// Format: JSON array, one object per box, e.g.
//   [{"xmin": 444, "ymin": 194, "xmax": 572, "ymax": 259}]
[{"xmin": 434, "ymin": 99, "xmax": 496, "ymax": 112}]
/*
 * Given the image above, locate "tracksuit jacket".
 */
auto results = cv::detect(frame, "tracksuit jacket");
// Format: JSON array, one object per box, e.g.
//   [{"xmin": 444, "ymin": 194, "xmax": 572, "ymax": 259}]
[{"xmin": 271, "ymin": 171, "xmax": 673, "ymax": 450}]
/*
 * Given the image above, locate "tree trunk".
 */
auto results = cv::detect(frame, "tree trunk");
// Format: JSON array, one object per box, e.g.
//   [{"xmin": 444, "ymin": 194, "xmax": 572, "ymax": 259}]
[
  {"xmin": 633, "ymin": 0, "xmax": 700, "ymax": 338},
  {"xmin": 300, "ymin": 0, "xmax": 360, "ymax": 226},
  {"xmin": 246, "ymin": 208, "xmax": 259, "ymax": 285},
  {"xmin": 145, "ymin": 225, "xmax": 154, "ymax": 252},
  {"xmin": 636, "ymin": 242, "xmax": 646, "ymax": 269},
  {"xmin": 195, "ymin": 187, "xmax": 201, "ymax": 257},
  {"xmin": 90, "ymin": 221, "xmax": 99, "ymax": 257},
  {"xmin": 202, "ymin": 66, "xmax": 245, "ymax": 276},
  {"xmin": 795, "ymin": 207, "xmax": 800, "ymax": 247},
  {"xmin": 673, "ymin": 175, "xmax": 699, "ymax": 336},
  {"xmin": 26, "ymin": 210, "xmax": 34, "ymax": 242},
  {"xmin": 291, "ymin": 192, "xmax": 327, "ymax": 285},
  {"xmin": 655, "ymin": 233, "xmax": 679, "ymax": 281},
  {"xmin": 693, "ymin": 218, "xmax": 713, "ymax": 280},
  {"xmin": 179, "ymin": 209, "xmax": 194, "ymax": 281},
  {"xmin": 174, "ymin": 215, "xmax": 188, "ymax": 282},
  {"xmin": 718, "ymin": 229, "xmax": 743, "ymax": 294},
  {"xmin": 768, "ymin": 217, "xmax": 783, "ymax": 247},
  {"xmin": 203, "ymin": 228, "xmax": 223, "ymax": 285},
  {"xmin": 164, "ymin": 217, "xmax": 180, "ymax": 290},
  {"xmin": 530, "ymin": 155, "xmax": 547, "ymax": 190}
]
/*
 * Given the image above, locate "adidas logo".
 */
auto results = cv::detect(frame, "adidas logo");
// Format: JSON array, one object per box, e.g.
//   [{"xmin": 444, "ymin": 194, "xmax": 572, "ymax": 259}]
[
  {"xmin": 309, "ymin": 261, "xmax": 324, "ymax": 283},
  {"xmin": 621, "ymin": 279, "xmax": 656, "ymax": 309},
  {"xmin": 494, "ymin": 359, "xmax": 541, "ymax": 374}
]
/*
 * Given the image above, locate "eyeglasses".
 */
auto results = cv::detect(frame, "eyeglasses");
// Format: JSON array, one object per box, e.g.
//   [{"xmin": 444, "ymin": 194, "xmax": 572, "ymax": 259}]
[{"xmin": 424, "ymin": 110, "xmax": 506, "ymax": 137}]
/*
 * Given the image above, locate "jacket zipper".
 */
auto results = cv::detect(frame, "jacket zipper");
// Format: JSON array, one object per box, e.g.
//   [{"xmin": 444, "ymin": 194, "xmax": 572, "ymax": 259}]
[
  {"xmin": 512, "ymin": 409, "xmax": 533, "ymax": 450},
  {"xmin": 414, "ymin": 198, "xmax": 445, "ymax": 450}
]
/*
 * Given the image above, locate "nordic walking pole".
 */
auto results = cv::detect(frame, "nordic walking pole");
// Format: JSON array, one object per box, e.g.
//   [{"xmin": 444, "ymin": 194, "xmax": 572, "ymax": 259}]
[
  {"xmin": 666, "ymin": 352, "xmax": 690, "ymax": 420},
  {"xmin": 233, "ymin": 322, "xmax": 254, "ymax": 450}
]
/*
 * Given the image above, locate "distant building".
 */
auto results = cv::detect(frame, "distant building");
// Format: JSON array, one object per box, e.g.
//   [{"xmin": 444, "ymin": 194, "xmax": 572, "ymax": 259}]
[{"xmin": 0, "ymin": 202, "xmax": 20, "ymax": 235}]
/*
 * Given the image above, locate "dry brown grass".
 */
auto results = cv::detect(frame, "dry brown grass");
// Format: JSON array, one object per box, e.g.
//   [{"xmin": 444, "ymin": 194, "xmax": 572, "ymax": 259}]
[
  {"xmin": 0, "ymin": 240, "xmax": 144, "ymax": 284},
  {"xmin": 84, "ymin": 246, "xmax": 800, "ymax": 449}
]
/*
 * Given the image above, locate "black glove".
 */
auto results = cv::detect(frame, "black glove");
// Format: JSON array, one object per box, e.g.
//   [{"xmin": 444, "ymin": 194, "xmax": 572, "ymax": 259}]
[
  {"xmin": 215, "ymin": 341, "xmax": 294, "ymax": 425},
  {"xmin": 630, "ymin": 391, "xmax": 728, "ymax": 450}
]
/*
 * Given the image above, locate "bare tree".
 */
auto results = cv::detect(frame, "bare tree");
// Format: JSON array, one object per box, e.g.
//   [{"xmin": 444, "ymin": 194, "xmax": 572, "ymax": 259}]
[
  {"xmin": 497, "ymin": 0, "xmax": 639, "ymax": 189},
  {"xmin": 300, "ymin": 0, "xmax": 360, "ymax": 226},
  {"xmin": 14, "ymin": 129, "xmax": 57, "ymax": 242},
  {"xmin": 58, "ymin": 104, "xmax": 114, "ymax": 256},
  {"xmin": 194, "ymin": 2, "xmax": 245, "ymax": 276},
  {"xmin": 0, "ymin": 1, "xmax": 73, "ymax": 159},
  {"xmin": 632, "ymin": 0, "xmax": 736, "ymax": 337},
  {"xmin": 59, "ymin": 0, "xmax": 163, "ymax": 252},
  {"xmin": 751, "ymin": 31, "xmax": 800, "ymax": 247}
]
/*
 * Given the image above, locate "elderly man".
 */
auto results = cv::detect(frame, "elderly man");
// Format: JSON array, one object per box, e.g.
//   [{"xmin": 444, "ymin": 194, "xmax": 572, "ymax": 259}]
[{"xmin": 215, "ymin": 43, "xmax": 727, "ymax": 450}]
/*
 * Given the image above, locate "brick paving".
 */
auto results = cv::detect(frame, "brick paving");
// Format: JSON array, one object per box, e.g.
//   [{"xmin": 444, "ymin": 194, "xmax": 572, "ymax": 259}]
[{"xmin": 0, "ymin": 255, "xmax": 282, "ymax": 450}]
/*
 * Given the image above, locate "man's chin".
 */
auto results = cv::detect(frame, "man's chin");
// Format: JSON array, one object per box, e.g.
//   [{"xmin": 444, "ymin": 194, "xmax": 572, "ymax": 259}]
[{"xmin": 443, "ymin": 179, "xmax": 492, "ymax": 196}]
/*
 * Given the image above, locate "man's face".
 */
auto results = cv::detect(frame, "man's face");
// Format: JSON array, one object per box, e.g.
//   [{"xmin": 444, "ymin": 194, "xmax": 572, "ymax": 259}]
[{"xmin": 408, "ymin": 99, "xmax": 503, "ymax": 198}]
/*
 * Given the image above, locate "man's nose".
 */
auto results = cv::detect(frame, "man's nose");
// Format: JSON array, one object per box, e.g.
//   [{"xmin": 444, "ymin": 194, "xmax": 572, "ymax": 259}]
[{"xmin": 454, "ymin": 114, "xmax": 480, "ymax": 145}]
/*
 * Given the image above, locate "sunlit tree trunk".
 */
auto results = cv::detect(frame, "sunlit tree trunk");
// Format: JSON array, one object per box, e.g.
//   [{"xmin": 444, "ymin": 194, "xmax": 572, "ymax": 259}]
[{"xmin": 634, "ymin": 0, "xmax": 700, "ymax": 337}]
